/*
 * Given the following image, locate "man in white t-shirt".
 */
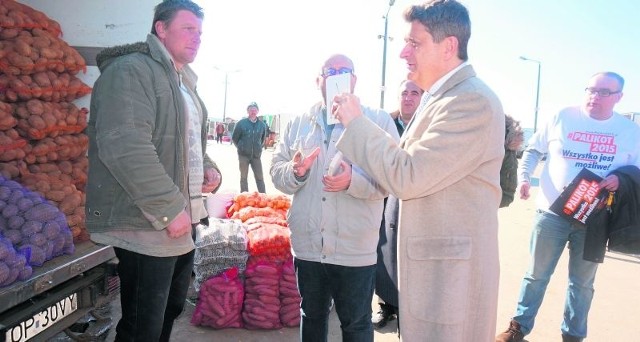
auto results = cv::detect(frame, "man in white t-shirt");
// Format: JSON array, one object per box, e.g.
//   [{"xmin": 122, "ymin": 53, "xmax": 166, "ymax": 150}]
[{"xmin": 497, "ymin": 72, "xmax": 640, "ymax": 342}]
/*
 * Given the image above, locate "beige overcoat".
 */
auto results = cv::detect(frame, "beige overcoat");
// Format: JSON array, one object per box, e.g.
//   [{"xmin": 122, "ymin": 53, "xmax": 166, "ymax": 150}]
[{"xmin": 336, "ymin": 65, "xmax": 504, "ymax": 341}]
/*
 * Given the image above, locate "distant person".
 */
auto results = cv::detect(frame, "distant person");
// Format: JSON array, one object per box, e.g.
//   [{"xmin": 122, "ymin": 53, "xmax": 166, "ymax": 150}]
[
  {"xmin": 372, "ymin": 79, "xmax": 423, "ymax": 329},
  {"xmin": 85, "ymin": 1, "xmax": 221, "ymax": 341},
  {"xmin": 496, "ymin": 72, "xmax": 640, "ymax": 342},
  {"xmin": 270, "ymin": 53, "xmax": 399, "ymax": 341},
  {"xmin": 331, "ymin": 1, "xmax": 505, "ymax": 340},
  {"xmin": 215, "ymin": 122, "xmax": 225, "ymax": 144},
  {"xmin": 500, "ymin": 114, "xmax": 524, "ymax": 208},
  {"xmin": 232, "ymin": 102, "xmax": 267, "ymax": 193}
]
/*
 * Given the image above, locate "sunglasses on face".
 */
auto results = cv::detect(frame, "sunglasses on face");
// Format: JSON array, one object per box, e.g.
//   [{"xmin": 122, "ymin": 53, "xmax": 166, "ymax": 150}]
[{"xmin": 322, "ymin": 67, "xmax": 353, "ymax": 78}]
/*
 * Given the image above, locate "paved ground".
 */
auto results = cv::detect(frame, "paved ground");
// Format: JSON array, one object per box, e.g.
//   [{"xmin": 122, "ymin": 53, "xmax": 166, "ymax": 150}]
[{"xmin": 105, "ymin": 141, "xmax": 640, "ymax": 341}]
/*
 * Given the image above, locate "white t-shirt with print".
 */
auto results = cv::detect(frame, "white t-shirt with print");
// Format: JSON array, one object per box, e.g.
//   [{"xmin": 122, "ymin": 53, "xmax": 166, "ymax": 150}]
[{"xmin": 531, "ymin": 106, "xmax": 640, "ymax": 209}]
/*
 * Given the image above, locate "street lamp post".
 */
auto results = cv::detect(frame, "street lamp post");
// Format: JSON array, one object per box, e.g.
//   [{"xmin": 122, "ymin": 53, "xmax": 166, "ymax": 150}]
[
  {"xmin": 379, "ymin": 0, "xmax": 395, "ymax": 109},
  {"xmin": 519, "ymin": 56, "xmax": 541, "ymax": 133},
  {"xmin": 213, "ymin": 67, "xmax": 240, "ymax": 122},
  {"xmin": 221, "ymin": 72, "xmax": 229, "ymax": 122}
]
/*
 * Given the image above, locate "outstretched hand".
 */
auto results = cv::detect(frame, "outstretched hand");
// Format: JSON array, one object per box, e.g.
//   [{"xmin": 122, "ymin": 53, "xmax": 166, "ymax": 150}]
[{"xmin": 293, "ymin": 147, "xmax": 321, "ymax": 177}]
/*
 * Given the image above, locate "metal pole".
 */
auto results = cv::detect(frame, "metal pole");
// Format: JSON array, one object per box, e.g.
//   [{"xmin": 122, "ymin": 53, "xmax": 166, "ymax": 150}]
[
  {"xmin": 222, "ymin": 73, "xmax": 228, "ymax": 122},
  {"xmin": 534, "ymin": 62, "xmax": 541, "ymax": 133},
  {"xmin": 380, "ymin": 10, "xmax": 390, "ymax": 108},
  {"xmin": 519, "ymin": 56, "xmax": 541, "ymax": 133},
  {"xmin": 379, "ymin": 1, "xmax": 394, "ymax": 109}
]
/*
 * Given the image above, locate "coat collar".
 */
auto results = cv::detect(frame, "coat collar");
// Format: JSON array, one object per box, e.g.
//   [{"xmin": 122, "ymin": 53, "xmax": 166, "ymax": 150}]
[{"xmin": 399, "ymin": 65, "xmax": 476, "ymax": 145}]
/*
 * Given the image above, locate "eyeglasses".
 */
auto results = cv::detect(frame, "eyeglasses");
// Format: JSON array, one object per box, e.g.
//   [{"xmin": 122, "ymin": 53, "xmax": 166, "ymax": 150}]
[
  {"xmin": 584, "ymin": 88, "xmax": 621, "ymax": 97},
  {"xmin": 322, "ymin": 67, "xmax": 353, "ymax": 77}
]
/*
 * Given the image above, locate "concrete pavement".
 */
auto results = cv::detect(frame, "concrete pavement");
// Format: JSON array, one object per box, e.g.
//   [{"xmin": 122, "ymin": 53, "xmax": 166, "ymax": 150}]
[{"xmin": 111, "ymin": 141, "xmax": 640, "ymax": 341}]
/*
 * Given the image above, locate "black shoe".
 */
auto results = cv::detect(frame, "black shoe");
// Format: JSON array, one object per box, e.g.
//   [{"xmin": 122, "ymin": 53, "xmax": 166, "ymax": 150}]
[
  {"xmin": 372, "ymin": 304, "xmax": 396, "ymax": 329},
  {"xmin": 562, "ymin": 334, "xmax": 583, "ymax": 342}
]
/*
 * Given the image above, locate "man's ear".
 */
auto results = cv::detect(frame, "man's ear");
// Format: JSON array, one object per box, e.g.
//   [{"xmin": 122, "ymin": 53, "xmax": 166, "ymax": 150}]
[
  {"xmin": 154, "ymin": 21, "xmax": 166, "ymax": 38},
  {"xmin": 350, "ymin": 74, "xmax": 357, "ymax": 93},
  {"xmin": 443, "ymin": 36, "xmax": 459, "ymax": 60}
]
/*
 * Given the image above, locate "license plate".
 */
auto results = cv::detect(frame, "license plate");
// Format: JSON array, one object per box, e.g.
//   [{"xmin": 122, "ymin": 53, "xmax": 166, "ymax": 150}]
[{"xmin": 4, "ymin": 293, "xmax": 78, "ymax": 342}]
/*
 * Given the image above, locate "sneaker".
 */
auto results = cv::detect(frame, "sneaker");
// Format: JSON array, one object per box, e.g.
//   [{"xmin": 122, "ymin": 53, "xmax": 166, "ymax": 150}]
[
  {"xmin": 495, "ymin": 319, "xmax": 524, "ymax": 342},
  {"xmin": 562, "ymin": 334, "xmax": 583, "ymax": 342},
  {"xmin": 372, "ymin": 304, "xmax": 396, "ymax": 329}
]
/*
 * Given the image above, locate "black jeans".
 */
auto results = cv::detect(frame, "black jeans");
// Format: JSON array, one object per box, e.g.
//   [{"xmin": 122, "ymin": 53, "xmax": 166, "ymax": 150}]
[
  {"xmin": 114, "ymin": 247, "xmax": 194, "ymax": 342},
  {"xmin": 295, "ymin": 258, "xmax": 376, "ymax": 342}
]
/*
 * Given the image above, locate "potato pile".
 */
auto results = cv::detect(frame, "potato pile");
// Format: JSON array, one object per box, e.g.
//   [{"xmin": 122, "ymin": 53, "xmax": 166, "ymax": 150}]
[
  {"xmin": 0, "ymin": 1, "xmax": 90, "ymax": 242},
  {"xmin": 229, "ymin": 192, "xmax": 292, "ymax": 263},
  {"xmin": 0, "ymin": 235, "xmax": 30, "ymax": 287},
  {"xmin": 223, "ymin": 192, "xmax": 302, "ymax": 329},
  {"xmin": 242, "ymin": 262, "xmax": 283, "ymax": 330},
  {"xmin": 191, "ymin": 267, "xmax": 244, "ymax": 329},
  {"xmin": 279, "ymin": 260, "xmax": 301, "ymax": 327},
  {"xmin": 0, "ymin": 176, "xmax": 75, "ymax": 285}
]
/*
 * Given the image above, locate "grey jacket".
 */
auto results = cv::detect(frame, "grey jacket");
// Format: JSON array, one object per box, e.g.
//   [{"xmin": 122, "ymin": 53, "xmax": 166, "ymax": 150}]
[
  {"xmin": 86, "ymin": 34, "xmax": 216, "ymax": 233},
  {"xmin": 270, "ymin": 103, "xmax": 399, "ymax": 267}
]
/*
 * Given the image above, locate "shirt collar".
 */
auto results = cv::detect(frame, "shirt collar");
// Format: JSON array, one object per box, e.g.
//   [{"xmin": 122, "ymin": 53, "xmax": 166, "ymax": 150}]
[{"xmin": 426, "ymin": 61, "xmax": 469, "ymax": 95}]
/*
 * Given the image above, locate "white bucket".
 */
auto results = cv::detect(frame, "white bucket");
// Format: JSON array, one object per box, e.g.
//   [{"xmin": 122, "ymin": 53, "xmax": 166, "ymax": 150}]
[{"xmin": 205, "ymin": 192, "xmax": 236, "ymax": 219}]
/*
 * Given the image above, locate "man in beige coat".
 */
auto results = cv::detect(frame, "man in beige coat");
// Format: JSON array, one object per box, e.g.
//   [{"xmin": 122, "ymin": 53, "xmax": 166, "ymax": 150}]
[{"xmin": 332, "ymin": 1, "xmax": 505, "ymax": 341}]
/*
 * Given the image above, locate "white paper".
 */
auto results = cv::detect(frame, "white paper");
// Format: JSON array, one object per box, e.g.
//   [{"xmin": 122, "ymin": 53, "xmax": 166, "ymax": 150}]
[{"xmin": 325, "ymin": 73, "xmax": 351, "ymax": 125}]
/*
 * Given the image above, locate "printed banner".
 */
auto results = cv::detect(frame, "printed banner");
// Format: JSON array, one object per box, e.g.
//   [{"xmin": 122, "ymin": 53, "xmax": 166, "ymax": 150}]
[{"xmin": 549, "ymin": 168, "xmax": 608, "ymax": 225}]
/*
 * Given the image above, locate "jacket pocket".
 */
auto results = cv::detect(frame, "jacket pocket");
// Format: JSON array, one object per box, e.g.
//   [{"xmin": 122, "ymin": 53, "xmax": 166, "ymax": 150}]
[{"xmin": 406, "ymin": 236, "xmax": 471, "ymax": 325}]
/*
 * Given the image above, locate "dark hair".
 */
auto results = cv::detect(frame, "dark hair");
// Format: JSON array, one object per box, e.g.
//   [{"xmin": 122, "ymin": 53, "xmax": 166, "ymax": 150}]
[
  {"xmin": 151, "ymin": 0, "xmax": 204, "ymax": 35},
  {"xmin": 593, "ymin": 71, "xmax": 625, "ymax": 90},
  {"xmin": 404, "ymin": 0, "xmax": 471, "ymax": 61}
]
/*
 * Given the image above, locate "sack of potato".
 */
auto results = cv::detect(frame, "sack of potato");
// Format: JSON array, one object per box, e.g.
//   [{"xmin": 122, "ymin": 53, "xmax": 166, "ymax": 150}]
[
  {"xmin": 0, "ymin": 129, "xmax": 30, "ymax": 163},
  {"xmin": 0, "ymin": 72, "xmax": 91, "ymax": 103},
  {"xmin": 0, "ymin": 28, "xmax": 86, "ymax": 76},
  {"xmin": 0, "ymin": 1, "xmax": 62, "ymax": 38},
  {"xmin": 13, "ymin": 99, "xmax": 88, "ymax": 139}
]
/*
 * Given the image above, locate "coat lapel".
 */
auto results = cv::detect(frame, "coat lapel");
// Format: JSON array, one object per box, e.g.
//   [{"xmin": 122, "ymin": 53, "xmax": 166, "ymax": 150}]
[{"xmin": 399, "ymin": 65, "xmax": 477, "ymax": 146}]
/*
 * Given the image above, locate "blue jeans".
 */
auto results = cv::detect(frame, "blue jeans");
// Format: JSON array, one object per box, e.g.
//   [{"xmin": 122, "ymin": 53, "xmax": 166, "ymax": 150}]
[
  {"xmin": 238, "ymin": 153, "xmax": 266, "ymax": 193},
  {"xmin": 294, "ymin": 258, "xmax": 376, "ymax": 342},
  {"xmin": 114, "ymin": 248, "xmax": 194, "ymax": 342},
  {"xmin": 513, "ymin": 210, "xmax": 598, "ymax": 338}
]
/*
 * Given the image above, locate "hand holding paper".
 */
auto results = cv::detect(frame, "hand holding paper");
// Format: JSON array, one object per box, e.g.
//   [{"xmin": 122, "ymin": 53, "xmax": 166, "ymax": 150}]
[{"xmin": 325, "ymin": 73, "xmax": 351, "ymax": 125}]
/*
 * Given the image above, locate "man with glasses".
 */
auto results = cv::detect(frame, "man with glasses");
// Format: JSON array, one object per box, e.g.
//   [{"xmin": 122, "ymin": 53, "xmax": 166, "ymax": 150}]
[
  {"xmin": 270, "ymin": 54, "xmax": 399, "ymax": 341},
  {"xmin": 496, "ymin": 72, "xmax": 640, "ymax": 342}
]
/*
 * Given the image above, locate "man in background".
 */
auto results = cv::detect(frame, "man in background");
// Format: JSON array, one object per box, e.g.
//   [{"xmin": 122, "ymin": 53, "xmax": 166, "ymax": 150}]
[
  {"xmin": 215, "ymin": 121, "xmax": 225, "ymax": 144},
  {"xmin": 496, "ymin": 72, "xmax": 640, "ymax": 342},
  {"xmin": 372, "ymin": 79, "xmax": 423, "ymax": 329},
  {"xmin": 232, "ymin": 102, "xmax": 267, "ymax": 193}
]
